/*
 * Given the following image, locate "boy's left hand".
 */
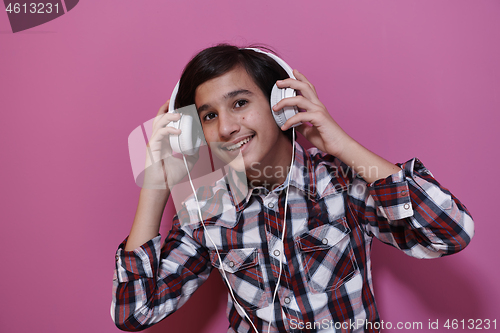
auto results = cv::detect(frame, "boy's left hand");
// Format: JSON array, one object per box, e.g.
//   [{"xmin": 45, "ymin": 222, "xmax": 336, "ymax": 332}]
[{"xmin": 273, "ymin": 69, "xmax": 353, "ymax": 157}]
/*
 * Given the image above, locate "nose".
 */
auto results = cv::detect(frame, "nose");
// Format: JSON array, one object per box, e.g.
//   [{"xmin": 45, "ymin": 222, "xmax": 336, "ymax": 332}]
[{"xmin": 218, "ymin": 109, "xmax": 240, "ymax": 140}]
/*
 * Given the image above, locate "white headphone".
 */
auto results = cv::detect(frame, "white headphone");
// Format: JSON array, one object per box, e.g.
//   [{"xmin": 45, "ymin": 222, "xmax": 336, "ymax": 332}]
[{"xmin": 167, "ymin": 48, "xmax": 299, "ymax": 155}]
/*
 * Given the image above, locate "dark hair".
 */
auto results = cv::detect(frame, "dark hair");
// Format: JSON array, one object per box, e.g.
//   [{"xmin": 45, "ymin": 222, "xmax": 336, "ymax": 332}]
[{"xmin": 174, "ymin": 44, "xmax": 290, "ymax": 109}]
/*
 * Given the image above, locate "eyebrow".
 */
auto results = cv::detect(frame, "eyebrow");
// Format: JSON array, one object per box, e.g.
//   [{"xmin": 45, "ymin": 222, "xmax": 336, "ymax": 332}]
[{"xmin": 197, "ymin": 89, "xmax": 253, "ymax": 114}]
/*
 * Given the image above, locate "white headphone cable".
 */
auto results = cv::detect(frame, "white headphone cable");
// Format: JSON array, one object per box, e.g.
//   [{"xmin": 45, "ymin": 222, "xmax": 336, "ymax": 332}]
[
  {"xmin": 181, "ymin": 154, "xmax": 260, "ymax": 333},
  {"xmin": 181, "ymin": 128, "xmax": 295, "ymax": 333},
  {"xmin": 267, "ymin": 127, "xmax": 295, "ymax": 333}
]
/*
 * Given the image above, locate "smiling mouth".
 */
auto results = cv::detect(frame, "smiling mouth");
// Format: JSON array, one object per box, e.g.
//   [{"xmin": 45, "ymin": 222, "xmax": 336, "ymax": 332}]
[{"xmin": 222, "ymin": 135, "xmax": 255, "ymax": 151}]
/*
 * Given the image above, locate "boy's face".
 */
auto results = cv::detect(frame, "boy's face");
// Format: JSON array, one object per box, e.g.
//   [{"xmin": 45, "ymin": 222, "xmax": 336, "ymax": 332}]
[{"xmin": 195, "ymin": 66, "xmax": 291, "ymax": 177}]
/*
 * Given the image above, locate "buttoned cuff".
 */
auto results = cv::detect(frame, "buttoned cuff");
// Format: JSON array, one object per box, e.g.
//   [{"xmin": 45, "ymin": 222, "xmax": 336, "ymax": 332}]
[
  {"xmin": 367, "ymin": 159, "xmax": 421, "ymax": 221},
  {"xmin": 114, "ymin": 235, "xmax": 162, "ymax": 283}
]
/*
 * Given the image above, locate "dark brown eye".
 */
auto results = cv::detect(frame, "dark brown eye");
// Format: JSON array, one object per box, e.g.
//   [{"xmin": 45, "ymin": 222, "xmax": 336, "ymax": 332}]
[
  {"xmin": 235, "ymin": 99, "xmax": 248, "ymax": 108},
  {"xmin": 203, "ymin": 112, "xmax": 217, "ymax": 122}
]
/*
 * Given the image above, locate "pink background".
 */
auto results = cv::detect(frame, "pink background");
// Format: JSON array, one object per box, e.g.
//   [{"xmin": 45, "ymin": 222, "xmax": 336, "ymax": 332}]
[{"xmin": 1, "ymin": 1, "xmax": 498, "ymax": 332}]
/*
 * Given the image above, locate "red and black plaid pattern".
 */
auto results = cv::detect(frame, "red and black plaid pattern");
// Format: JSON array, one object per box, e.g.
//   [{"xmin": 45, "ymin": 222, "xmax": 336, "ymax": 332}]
[{"xmin": 112, "ymin": 144, "xmax": 474, "ymax": 332}]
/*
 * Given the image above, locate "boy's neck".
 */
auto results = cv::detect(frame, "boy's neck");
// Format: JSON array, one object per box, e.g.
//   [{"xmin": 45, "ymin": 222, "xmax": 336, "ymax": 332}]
[{"xmin": 246, "ymin": 140, "xmax": 294, "ymax": 191}]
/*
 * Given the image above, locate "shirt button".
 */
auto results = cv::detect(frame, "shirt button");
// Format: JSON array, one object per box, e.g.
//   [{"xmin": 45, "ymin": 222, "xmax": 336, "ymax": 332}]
[
  {"xmin": 273, "ymin": 249, "xmax": 280, "ymax": 257},
  {"xmin": 284, "ymin": 297, "xmax": 291, "ymax": 304},
  {"xmin": 401, "ymin": 190, "xmax": 407, "ymax": 196},
  {"xmin": 403, "ymin": 203, "xmax": 410, "ymax": 210},
  {"xmin": 268, "ymin": 203, "xmax": 274, "ymax": 208},
  {"xmin": 228, "ymin": 261, "xmax": 235, "ymax": 268},
  {"xmin": 321, "ymin": 238, "xmax": 328, "ymax": 245}
]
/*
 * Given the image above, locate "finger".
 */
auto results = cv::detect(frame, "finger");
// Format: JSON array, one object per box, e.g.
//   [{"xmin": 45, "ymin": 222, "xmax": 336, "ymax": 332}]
[
  {"xmin": 151, "ymin": 126, "xmax": 182, "ymax": 142},
  {"xmin": 157, "ymin": 99, "xmax": 171, "ymax": 116},
  {"xmin": 292, "ymin": 69, "xmax": 316, "ymax": 93},
  {"xmin": 272, "ymin": 96, "xmax": 320, "ymax": 114},
  {"xmin": 275, "ymin": 79, "xmax": 320, "ymax": 103},
  {"xmin": 153, "ymin": 112, "xmax": 181, "ymax": 131},
  {"xmin": 152, "ymin": 100, "xmax": 173, "ymax": 127},
  {"xmin": 294, "ymin": 122, "xmax": 318, "ymax": 139},
  {"xmin": 280, "ymin": 110, "xmax": 325, "ymax": 131}
]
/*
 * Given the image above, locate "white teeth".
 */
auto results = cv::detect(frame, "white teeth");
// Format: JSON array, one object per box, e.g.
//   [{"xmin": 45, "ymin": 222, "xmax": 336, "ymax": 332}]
[{"xmin": 225, "ymin": 136, "xmax": 252, "ymax": 151}]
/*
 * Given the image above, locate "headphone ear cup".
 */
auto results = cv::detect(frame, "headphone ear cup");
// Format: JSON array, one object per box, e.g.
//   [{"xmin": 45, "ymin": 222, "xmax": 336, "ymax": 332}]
[
  {"xmin": 167, "ymin": 117, "xmax": 183, "ymax": 155},
  {"xmin": 178, "ymin": 114, "xmax": 196, "ymax": 154},
  {"xmin": 270, "ymin": 84, "xmax": 300, "ymax": 128},
  {"xmin": 167, "ymin": 105, "xmax": 203, "ymax": 155}
]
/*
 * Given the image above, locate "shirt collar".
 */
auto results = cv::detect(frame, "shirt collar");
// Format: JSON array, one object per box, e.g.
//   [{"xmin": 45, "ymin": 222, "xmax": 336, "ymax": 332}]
[
  {"xmin": 285, "ymin": 142, "xmax": 318, "ymax": 198},
  {"xmin": 226, "ymin": 142, "xmax": 318, "ymax": 213}
]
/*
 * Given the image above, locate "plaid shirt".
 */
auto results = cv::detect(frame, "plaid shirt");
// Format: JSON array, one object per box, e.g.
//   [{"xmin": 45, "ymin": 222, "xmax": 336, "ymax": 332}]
[{"xmin": 111, "ymin": 143, "xmax": 474, "ymax": 332}]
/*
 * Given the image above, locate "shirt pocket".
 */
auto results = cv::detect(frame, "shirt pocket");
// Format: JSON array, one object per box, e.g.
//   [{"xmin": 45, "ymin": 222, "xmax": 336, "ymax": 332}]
[
  {"xmin": 296, "ymin": 217, "xmax": 358, "ymax": 293},
  {"xmin": 210, "ymin": 248, "xmax": 268, "ymax": 310}
]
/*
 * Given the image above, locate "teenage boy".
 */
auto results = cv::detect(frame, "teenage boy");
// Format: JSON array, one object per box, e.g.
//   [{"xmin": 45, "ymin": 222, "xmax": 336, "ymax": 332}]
[{"xmin": 112, "ymin": 45, "xmax": 474, "ymax": 333}]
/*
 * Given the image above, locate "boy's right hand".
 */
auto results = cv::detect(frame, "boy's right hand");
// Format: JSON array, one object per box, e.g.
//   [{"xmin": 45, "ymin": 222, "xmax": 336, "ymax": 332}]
[{"xmin": 142, "ymin": 100, "xmax": 199, "ymax": 190}]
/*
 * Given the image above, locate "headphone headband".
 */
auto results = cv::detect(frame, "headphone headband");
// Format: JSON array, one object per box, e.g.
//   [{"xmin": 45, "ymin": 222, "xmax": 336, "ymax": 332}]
[
  {"xmin": 243, "ymin": 48, "xmax": 296, "ymax": 80},
  {"xmin": 168, "ymin": 48, "xmax": 294, "ymax": 112}
]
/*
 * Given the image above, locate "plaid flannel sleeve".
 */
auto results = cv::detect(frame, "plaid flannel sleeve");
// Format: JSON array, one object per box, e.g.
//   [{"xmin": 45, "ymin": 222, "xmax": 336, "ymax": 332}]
[
  {"xmin": 349, "ymin": 158, "xmax": 474, "ymax": 258},
  {"xmin": 111, "ymin": 217, "xmax": 212, "ymax": 331}
]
